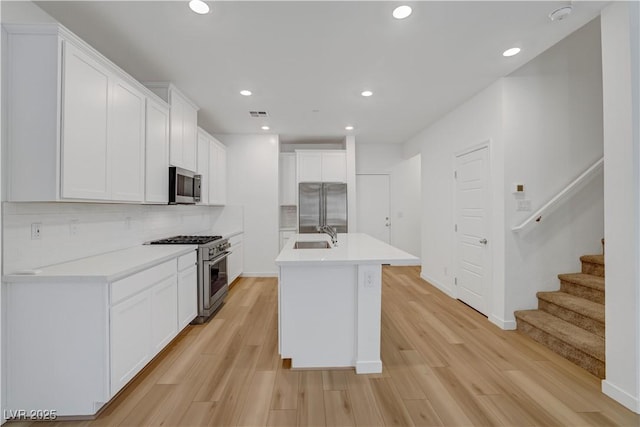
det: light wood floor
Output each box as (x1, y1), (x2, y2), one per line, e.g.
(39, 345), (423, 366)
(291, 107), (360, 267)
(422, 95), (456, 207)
(11, 266), (640, 426)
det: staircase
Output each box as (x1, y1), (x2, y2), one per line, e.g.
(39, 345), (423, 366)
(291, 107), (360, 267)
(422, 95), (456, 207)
(515, 254), (605, 378)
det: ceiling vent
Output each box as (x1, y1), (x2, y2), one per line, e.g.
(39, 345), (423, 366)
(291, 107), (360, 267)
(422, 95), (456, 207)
(249, 111), (268, 118)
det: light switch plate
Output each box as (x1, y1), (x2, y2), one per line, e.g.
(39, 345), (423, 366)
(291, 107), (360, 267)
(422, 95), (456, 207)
(517, 199), (532, 211)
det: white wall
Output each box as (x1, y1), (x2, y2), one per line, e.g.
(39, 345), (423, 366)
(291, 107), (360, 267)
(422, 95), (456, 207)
(402, 18), (605, 330)
(217, 134), (279, 276)
(390, 154), (421, 257)
(355, 143), (421, 256)
(0, 7), (4, 425)
(501, 19), (604, 325)
(404, 80), (505, 316)
(355, 144), (403, 174)
(601, 1), (640, 413)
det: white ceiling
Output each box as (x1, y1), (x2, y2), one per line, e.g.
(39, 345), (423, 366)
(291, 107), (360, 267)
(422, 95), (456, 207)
(34, 1), (605, 144)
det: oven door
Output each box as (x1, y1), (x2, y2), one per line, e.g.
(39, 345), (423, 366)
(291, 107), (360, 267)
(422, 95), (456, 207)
(202, 251), (230, 315)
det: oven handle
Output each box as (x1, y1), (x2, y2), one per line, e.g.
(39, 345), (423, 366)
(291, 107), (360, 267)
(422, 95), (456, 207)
(206, 251), (231, 265)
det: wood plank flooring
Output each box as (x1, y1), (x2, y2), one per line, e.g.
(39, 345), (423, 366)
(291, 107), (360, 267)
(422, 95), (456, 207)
(10, 267), (640, 426)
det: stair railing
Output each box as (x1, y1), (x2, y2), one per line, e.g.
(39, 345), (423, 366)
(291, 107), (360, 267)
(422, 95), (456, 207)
(511, 156), (604, 234)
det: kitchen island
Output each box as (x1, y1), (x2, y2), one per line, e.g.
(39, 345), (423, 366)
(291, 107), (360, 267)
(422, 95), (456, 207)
(275, 233), (419, 373)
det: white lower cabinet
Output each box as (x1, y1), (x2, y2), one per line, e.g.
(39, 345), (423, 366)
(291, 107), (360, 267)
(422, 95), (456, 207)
(110, 289), (153, 394)
(110, 260), (178, 396)
(4, 250), (195, 417)
(150, 276), (179, 352)
(227, 234), (244, 284)
(178, 252), (198, 329)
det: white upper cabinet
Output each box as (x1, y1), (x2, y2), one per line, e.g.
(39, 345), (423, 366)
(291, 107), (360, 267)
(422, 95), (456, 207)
(296, 150), (347, 183)
(279, 153), (297, 205)
(60, 41), (111, 200)
(320, 151), (347, 182)
(110, 79), (145, 202)
(145, 83), (199, 173)
(209, 137), (227, 206)
(297, 151), (323, 182)
(197, 129), (210, 205)
(145, 98), (170, 204)
(197, 129), (226, 206)
(3, 24), (164, 203)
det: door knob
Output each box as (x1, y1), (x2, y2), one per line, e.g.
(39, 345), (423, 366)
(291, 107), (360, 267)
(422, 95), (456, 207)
(479, 238), (488, 244)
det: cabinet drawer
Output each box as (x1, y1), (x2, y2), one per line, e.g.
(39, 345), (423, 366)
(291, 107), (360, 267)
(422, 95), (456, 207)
(111, 260), (175, 305)
(229, 233), (243, 246)
(177, 251), (197, 271)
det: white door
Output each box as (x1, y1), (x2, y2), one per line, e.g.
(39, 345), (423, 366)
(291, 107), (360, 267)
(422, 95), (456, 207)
(455, 146), (490, 315)
(356, 174), (391, 243)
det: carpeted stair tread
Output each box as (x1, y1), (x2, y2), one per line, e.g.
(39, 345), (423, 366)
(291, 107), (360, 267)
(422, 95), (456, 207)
(514, 310), (604, 362)
(580, 255), (604, 265)
(537, 291), (604, 323)
(558, 273), (604, 291)
(580, 255), (605, 277)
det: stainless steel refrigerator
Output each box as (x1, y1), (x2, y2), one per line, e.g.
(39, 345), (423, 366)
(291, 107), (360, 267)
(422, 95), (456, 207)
(298, 183), (348, 233)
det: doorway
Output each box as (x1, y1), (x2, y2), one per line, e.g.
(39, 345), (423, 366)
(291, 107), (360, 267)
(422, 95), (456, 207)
(356, 174), (391, 243)
(454, 145), (490, 315)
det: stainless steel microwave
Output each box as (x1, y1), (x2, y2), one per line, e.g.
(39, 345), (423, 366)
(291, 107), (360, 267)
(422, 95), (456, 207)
(169, 167), (201, 204)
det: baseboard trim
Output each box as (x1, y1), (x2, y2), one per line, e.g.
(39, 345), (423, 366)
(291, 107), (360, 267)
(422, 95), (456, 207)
(355, 360), (382, 374)
(489, 314), (517, 330)
(419, 272), (454, 298)
(602, 380), (640, 413)
(240, 272), (278, 278)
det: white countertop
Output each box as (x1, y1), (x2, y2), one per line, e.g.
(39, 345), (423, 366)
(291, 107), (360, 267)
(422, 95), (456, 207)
(4, 245), (198, 283)
(275, 233), (419, 266)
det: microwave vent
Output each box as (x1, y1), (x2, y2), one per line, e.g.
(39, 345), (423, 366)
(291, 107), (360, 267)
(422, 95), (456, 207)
(249, 111), (268, 118)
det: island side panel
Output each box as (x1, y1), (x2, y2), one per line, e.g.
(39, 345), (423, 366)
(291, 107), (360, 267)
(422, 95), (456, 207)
(356, 264), (383, 373)
(279, 265), (357, 368)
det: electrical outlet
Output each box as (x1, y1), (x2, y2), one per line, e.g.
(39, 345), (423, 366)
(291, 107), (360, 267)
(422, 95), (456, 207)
(69, 219), (79, 236)
(364, 271), (374, 288)
(31, 223), (42, 240)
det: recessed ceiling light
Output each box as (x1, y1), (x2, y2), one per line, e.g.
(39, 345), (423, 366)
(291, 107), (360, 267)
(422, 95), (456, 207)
(188, 0), (210, 15)
(502, 47), (521, 57)
(261, 125), (270, 131)
(392, 5), (412, 20)
(361, 90), (373, 97)
(240, 90), (252, 96)
(345, 126), (354, 131)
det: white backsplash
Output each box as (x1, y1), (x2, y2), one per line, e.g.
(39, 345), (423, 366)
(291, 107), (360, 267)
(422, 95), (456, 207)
(2, 202), (244, 273)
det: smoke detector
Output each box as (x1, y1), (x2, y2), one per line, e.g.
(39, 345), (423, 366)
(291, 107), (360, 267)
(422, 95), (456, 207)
(549, 5), (573, 21)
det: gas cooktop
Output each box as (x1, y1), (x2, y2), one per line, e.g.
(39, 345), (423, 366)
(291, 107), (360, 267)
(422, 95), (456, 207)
(148, 235), (222, 245)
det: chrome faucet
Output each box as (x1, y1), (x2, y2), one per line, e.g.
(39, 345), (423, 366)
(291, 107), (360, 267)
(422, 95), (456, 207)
(317, 225), (338, 246)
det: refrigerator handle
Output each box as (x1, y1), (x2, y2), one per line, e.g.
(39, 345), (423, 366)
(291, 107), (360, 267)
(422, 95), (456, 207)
(320, 184), (326, 228)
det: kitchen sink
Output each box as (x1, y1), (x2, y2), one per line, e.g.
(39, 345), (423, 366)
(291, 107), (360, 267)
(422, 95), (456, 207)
(293, 241), (332, 249)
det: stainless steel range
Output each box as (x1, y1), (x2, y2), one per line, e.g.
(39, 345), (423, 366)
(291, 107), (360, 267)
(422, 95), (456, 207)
(149, 235), (231, 323)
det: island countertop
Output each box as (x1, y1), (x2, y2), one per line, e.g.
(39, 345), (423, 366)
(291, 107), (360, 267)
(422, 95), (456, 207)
(275, 233), (419, 266)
